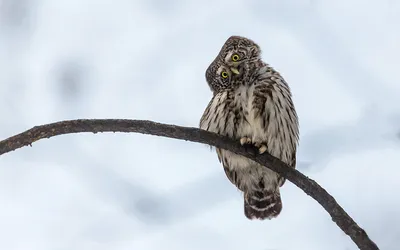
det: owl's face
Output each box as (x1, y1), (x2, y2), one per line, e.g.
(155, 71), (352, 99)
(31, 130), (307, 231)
(205, 36), (261, 93)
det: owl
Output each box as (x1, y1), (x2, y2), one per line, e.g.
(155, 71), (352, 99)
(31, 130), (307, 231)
(199, 36), (299, 220)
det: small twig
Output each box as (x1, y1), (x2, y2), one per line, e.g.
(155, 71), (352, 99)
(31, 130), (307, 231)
(0, 119), (379, 250)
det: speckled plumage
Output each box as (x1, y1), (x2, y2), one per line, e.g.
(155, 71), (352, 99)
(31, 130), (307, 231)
(200, 36), (299, 220)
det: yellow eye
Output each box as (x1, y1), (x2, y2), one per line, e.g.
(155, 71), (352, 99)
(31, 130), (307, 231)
(232, 54), (240, 61)
(221, 71), (228, 78)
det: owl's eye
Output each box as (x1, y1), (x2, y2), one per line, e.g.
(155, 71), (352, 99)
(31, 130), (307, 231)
(221, 71), (229, 78)
(231, 54), (240, 62)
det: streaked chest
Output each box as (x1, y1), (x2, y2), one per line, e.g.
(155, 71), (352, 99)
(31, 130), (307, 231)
(233, 85), (262, 138)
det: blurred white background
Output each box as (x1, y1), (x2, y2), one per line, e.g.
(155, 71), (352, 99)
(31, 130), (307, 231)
(1, 0), (399, 249)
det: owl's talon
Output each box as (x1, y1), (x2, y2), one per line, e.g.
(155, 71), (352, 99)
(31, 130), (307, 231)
(240, 137), (252, 145)
(254, 142), (267, 154)
(258, 145), (267, 154)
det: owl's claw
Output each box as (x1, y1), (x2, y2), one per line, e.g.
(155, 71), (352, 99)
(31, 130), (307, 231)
(258, 145), (267, 154)
(254, 142), (267, 154)
(240, 137), (252, 145)
(241, 138), (267, 154)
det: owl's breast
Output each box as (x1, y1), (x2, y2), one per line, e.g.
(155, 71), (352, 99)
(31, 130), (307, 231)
(234, 84), (284, 143)
(233, 85), (257, 138)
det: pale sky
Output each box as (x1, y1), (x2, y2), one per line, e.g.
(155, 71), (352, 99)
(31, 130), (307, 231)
(0, 1), (399, 249)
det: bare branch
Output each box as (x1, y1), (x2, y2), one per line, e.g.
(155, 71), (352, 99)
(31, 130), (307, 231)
(0, 119), (379, 250)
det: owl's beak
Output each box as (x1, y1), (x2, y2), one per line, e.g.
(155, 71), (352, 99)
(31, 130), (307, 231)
(230, 67), (240, 75)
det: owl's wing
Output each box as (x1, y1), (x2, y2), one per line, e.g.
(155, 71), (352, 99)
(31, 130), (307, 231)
(199, 94), (215, 131)
(199, 91), (234, 137)
(252, 76), (299, 187)
(199, 92), (245, 191)
(216, 148), (245, 192)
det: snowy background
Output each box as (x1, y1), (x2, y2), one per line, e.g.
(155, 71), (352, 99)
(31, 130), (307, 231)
(1, 0), (400, 249)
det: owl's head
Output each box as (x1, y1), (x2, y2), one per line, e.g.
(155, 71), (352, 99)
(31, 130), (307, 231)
(218, 35), (261, 66)
(205, 35), (261, 93)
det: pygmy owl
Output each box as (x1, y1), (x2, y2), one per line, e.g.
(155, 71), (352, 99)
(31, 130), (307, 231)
(199, 36), (299, 220)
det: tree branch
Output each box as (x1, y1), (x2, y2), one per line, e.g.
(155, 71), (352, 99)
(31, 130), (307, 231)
(0, 119), (379, 250)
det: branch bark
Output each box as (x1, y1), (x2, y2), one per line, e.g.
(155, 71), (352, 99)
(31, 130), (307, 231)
(0, 119), (379, 250)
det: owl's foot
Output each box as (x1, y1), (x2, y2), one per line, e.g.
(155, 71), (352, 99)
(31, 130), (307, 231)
(240, 137), (252, 145)
(254, 142), (267, 154)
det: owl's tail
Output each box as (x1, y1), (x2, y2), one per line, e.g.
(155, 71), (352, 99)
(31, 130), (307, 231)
(244, 188), (282, 220)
